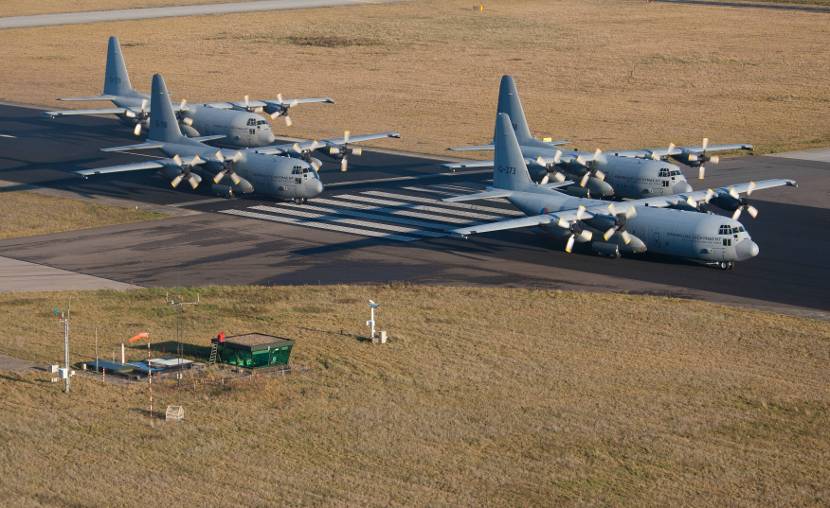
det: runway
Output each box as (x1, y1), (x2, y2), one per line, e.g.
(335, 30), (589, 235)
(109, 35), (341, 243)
(0, 103), (827, 316)
(0, 0), (397, 30)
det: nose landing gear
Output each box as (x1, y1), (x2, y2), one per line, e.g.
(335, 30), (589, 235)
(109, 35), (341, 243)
(716, 261), (735, 270)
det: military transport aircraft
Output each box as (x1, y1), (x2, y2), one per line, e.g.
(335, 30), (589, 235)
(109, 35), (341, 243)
(46, 36), (333, 147)
(76, 74), (399, 201)
(445, 76), (753, 200)
(445, 113), (796, 269)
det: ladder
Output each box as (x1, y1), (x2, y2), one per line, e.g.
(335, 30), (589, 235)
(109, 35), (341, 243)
(208, 342), (218, 365)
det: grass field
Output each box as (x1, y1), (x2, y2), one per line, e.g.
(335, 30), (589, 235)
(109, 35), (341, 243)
(0, 285), (827, 505)
(0, 190), (164, 240)
(0, 0), (828, 156)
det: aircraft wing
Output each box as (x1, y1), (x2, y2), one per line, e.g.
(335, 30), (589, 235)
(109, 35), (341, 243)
(262, 97), (335, 105)
(628, 178), (798, 208)
(45, 107), (129, 118)
(316, 131), (401, 147)
(615, 143), (753, 159)
(76, 160), (166, 177)
(443, 189), (514, 203)
(58, 95), (119, 101)
(101, 141), (165, 153)
(205, 97), (335, 110)
(255, 131), (401, 156)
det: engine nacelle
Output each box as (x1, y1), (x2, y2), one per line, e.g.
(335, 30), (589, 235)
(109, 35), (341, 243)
(583, 214), (618, 233)
(586, 177), (614, 197)
(234, 176), (255, 194)
(563, 185), (591, 198)
(212, 184), (234, 198)
(160, 164), (183, 180)
(180, 124), (201, 138)
(708, 193), (741, 211)
(591, 241), (620, 258)
(616, 233), (647, 254)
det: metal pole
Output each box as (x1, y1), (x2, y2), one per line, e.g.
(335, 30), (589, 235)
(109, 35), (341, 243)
(63, 315), (70, 394)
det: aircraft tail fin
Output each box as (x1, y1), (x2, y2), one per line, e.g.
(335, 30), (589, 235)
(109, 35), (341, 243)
(148, 74), (185, 143)
(493, 112), (534, 191)
(103, 36), (134, 97)
(494, 75), (533, 145)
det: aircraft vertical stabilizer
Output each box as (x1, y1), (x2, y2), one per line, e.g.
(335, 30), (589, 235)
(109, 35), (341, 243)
(148, 74), (185, 143)
(495, 75), (533, 145)
(493, 112), (534, 191)
(103, 36), (134, 97)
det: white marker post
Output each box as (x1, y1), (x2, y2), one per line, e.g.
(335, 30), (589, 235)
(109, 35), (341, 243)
(367, 300), (379, 340)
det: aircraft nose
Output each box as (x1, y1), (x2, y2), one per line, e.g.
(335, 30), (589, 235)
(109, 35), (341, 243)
(735, 238), (759, 260)
(673, 181), (693, 193)
(309, 179), (323, 197)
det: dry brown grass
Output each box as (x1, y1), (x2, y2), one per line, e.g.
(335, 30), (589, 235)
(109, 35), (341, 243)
(0, 190), (164, 239)
(0, 285), (828, 505)
(0, 0), (828, 155)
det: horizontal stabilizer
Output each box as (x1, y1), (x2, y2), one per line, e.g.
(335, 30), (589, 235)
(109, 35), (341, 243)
(442, 160), (494, 171)
(100, 141), (165, 153)
(44, 107), (128, 118)
(449, 144), (495, 152)
(190, 134), (226, 143)
(442, 189), (513, 203)
(59, 95), (119, 102)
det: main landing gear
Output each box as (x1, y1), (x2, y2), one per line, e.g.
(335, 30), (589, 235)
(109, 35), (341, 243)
(292, 197), (309, 204)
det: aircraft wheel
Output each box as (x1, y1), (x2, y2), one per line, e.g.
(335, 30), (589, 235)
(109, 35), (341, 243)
(717, 261), (730, 270)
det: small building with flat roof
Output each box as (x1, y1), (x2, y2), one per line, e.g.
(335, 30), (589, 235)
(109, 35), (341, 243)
(212, 333), (294, 369)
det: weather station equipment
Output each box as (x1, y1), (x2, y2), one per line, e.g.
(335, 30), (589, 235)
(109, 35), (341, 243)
(367, 300), (387, 344)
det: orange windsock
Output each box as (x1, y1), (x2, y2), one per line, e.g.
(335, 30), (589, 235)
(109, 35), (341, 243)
(128, 332), (150, 343)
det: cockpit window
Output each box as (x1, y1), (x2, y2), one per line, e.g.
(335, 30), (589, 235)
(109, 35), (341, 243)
(659, 168), (670, 178)
(670, 170), (681, 176)
(246, 118), (256, 126)
(718, 225), (731, 235)
(257, 120), (267, 125)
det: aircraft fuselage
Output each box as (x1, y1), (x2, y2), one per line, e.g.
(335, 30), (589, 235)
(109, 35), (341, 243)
(507, 188), (758, 264)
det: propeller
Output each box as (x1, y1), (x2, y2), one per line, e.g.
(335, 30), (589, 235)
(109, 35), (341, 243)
(130, 99), (149, 136)
(266, 94), (299, 126)
(169, 154), (205, 189)
(327, 131), (364, 172)
(534, 156), (566, 183)
(729, 182), (758, 220)
(601, 203), (637, 242)
(211, 150), (244, 184)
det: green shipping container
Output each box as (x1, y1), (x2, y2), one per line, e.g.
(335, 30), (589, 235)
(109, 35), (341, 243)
(214, 333), (294, 369)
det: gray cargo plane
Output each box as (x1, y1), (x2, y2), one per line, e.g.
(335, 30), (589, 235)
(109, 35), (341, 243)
(446, 76), (753, 199)
(445, 113), (796, 269)
(46, 36), (333, 147)
(76, 74), (398, 201)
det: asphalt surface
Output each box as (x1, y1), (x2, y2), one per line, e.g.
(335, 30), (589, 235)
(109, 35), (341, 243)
(0, 0), (397, 29)
(0, 104), (828, 316)
(656, 0), (830, 13)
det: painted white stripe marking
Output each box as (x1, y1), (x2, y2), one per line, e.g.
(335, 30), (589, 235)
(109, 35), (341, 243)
(0, 134), (16, 138)
(272, 202), (451, 233)
(324, 168), (492, 188)
(313, 197), (473, 225)
(363, 190), (523, 216)
(335, 194), (500, 220)
(220, 209), (418, 242)
(250, 204), (445, 238)
(248, 205), (432, 236)
(401, 186), (458, 196)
